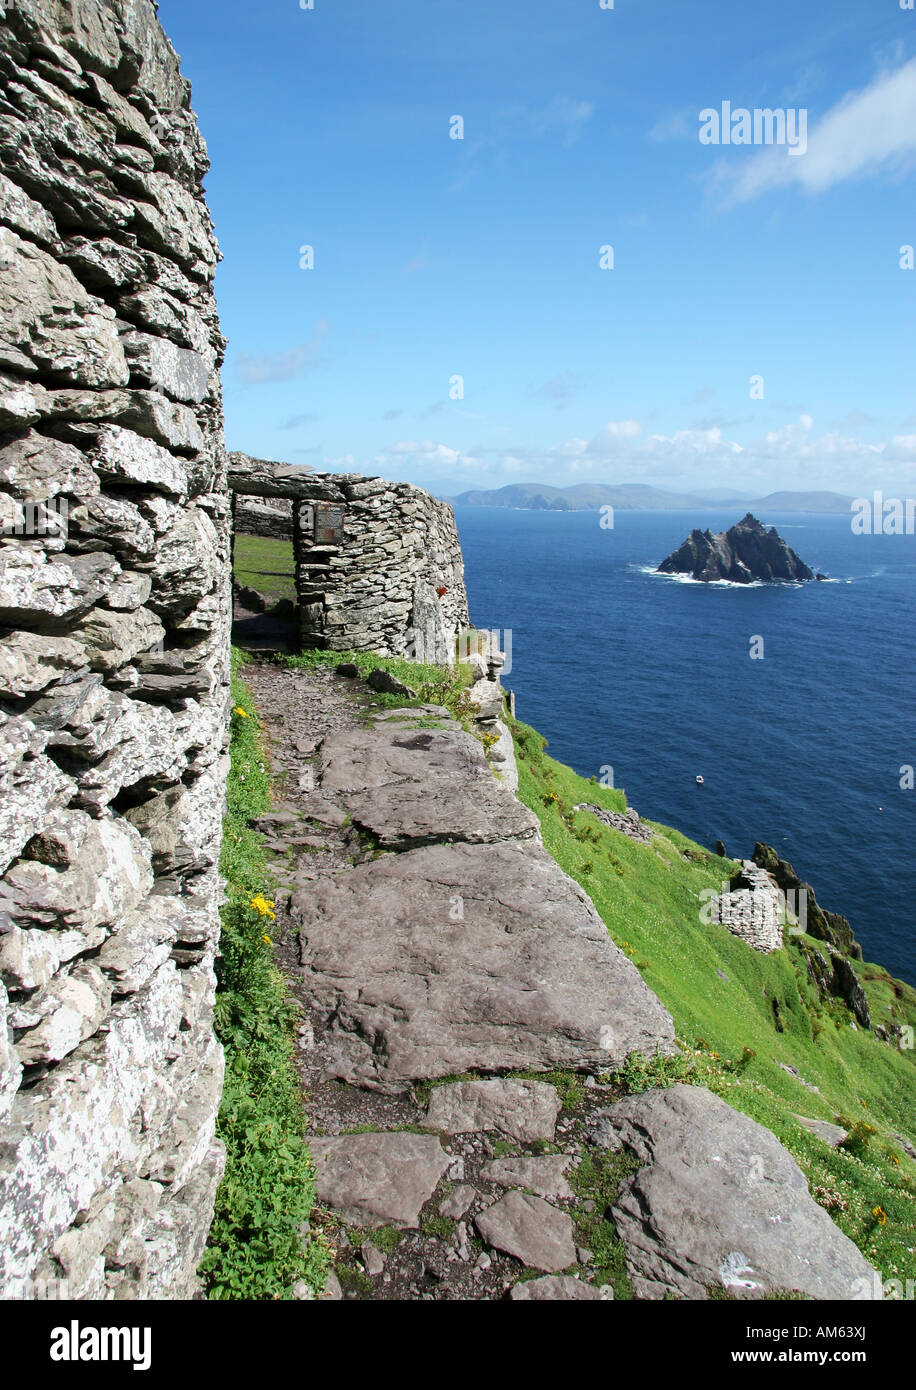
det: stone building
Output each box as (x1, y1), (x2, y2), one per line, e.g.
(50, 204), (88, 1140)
(0, 0), (230, 1298)
(229, 454), (469, 662)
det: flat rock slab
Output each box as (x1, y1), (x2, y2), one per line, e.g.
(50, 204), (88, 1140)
(792, 1114), (848, 1147)
(317, 721), (539, 847)
(510, 1275), (610, 1301)
(308, 1131), (449, 1229)
(292, 840), (674, 1091)
(475, 1191), (576, 1272)
(480, 1154), (573, 1199)
(427, 1080), (562, 1144)
(607, 1085), (879, 1301)
(439, 1184), (476, 1220)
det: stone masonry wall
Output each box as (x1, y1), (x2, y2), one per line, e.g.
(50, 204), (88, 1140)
(228, 454), (469, 662)
(0, 0), (231, 1298)
(234, 494), (292, 541)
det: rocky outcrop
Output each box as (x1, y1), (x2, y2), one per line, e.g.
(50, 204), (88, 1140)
(752, 842), (862, 958)
(604, 1086), (878, 1300)
(0, 0), (230, 1299)
(658, 513), (814, 583)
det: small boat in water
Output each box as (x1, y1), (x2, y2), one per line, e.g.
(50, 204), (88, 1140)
(695, 775), (704, 785)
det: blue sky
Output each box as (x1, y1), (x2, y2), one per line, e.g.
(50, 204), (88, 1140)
(158, 0), (915, 496)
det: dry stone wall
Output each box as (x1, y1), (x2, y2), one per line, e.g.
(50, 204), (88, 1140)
(229, 453), (469, 661)
(0, 0), (230, 1299)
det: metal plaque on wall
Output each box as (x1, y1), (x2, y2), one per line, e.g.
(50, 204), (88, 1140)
(314, 503), (345, 544)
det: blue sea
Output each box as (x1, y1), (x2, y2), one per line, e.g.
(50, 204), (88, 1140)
(454, 506), (916, 986)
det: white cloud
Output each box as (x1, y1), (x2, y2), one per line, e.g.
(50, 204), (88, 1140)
(235, 320), (329, 384)
(711, 58), (916, 205)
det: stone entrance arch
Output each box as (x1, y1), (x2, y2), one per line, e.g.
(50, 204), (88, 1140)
(228, 453), (469, 659)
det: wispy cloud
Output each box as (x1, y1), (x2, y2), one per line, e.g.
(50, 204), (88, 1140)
(712, 58), (916, 205)
(235, 319), (329, 384)
(529, 371), (581, 409)
(451, 96), (595, 190)
(279, 412), (319, 430)
(374, 416), (914, 494)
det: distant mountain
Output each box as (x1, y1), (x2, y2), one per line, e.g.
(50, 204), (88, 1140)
(451, 482), (709, 511)
(749, 491), (854, 515)
(414, 477), (475, 500)
(450, 482), (855, 515)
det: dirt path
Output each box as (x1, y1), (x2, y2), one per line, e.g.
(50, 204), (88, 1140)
(240, 658), (633, 1301)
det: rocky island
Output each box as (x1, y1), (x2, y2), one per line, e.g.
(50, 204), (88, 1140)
(658, 513), (815, 583)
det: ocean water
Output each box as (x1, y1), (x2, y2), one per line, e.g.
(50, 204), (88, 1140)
(454, 506), (916, 986)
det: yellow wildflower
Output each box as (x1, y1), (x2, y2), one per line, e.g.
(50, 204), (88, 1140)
(873, 1206), (888, 1226)
(233, 706), (250, 718)
(261, 934), (272, 945)
(250, 894), (276, 920)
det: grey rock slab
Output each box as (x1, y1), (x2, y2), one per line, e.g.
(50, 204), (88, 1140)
(308, 1132), (449, 1229)
(509, 1274), (610, 1301)
(367, 667), (417, 698)
(0, 978), (22, 1124)
(360, 1242), (386, 1277)
(0, 429), (98, 503)
(607, 1085), (879, 1300)
(792, 1114), (848, 1147)
(439, 1184), (476, 1220)
(479, 1154), (573, 1199)
(0, 631), (87, 698)
(428, 1080), (561, 1144)
(92, 424), (187, 495)
(293, 839), (673, 1091)
(318, 722), (539, 847)
(0, 713), (74, 880)
(475, 1191), (576, 1272)
(79, 606), (165, 672)
(13, 961), (111, 1066)
(0, 226), (128, 388)
(0, 548), (120, 625)
(121, 331), (209, 404)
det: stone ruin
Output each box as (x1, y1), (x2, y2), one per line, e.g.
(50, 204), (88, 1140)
(229, 452), (469, 662)
(0, 0), (230, 1299)
(0, 0), (474, 1300)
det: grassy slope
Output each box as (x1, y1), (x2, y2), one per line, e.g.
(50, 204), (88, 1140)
(233, 535), (296, 601)
(220, 621), (916, 1288)
(199, 651), (327, 1299)
(510, 715), (916, 1288)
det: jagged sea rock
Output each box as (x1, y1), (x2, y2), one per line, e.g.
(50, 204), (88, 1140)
(658, 513), (814, 584)
(752, 842), (862, 959)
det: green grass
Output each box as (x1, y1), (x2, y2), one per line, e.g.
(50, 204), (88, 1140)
(233, 535), (296, 601)
(509, 713), (916, 1289)
(199, 649), (328, 1299)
